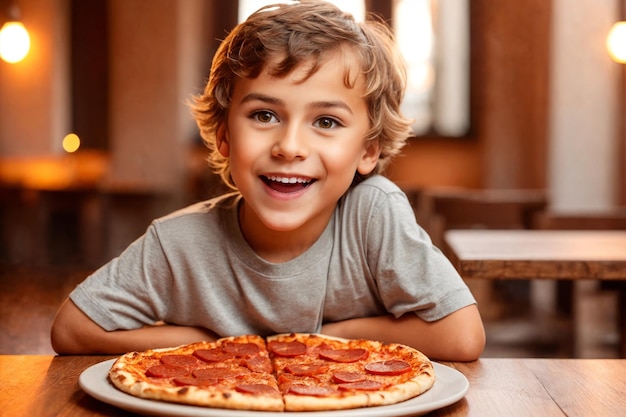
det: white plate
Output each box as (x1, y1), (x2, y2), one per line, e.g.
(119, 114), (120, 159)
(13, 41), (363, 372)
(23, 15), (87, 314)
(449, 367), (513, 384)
(79, 359), (468, 417)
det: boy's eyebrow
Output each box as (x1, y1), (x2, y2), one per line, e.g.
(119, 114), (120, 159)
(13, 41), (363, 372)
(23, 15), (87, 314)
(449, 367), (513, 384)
(240, 93), (354, 115)
(240, 93), (281, 106)
(310, 100), (354, 115)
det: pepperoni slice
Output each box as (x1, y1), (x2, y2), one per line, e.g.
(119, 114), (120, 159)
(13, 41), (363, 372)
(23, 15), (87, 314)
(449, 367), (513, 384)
(193, 367), (246, 380)
(245, 356), (272, 373)
(284, 363), (329, 376)
(172, 376), (219, 387)
(236, 383), (281, 396)
(223, 342), (260, 357)
(268, 341), (307, 357)
(288, 384), (337, 397)
(145, 364), (189, 378)
(160, 354), (200, 368)
(319, 348), (368, 363)
(365, 360), (412, 376)
(338, 380), (384, 391)
(332, 371), (366, 383)
(194, 348), (233, 363)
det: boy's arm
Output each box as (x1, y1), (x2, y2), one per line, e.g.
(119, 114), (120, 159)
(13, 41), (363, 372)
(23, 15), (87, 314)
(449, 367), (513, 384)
(50, 299), (218, 354)
(320, 305), (485, 362)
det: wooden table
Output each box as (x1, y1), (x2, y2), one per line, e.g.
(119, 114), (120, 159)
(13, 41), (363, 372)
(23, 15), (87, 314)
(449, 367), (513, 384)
(444, 230), (626, 356)
(444, 230), (626, 280)
(1, 355), (625, 416)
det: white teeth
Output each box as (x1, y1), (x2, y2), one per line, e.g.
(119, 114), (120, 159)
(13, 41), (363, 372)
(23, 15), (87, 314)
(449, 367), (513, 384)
(267, 176), (310, 184)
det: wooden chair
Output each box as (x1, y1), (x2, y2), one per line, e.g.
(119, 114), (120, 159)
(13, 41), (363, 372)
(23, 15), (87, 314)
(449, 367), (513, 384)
(417, 187), (547, 250)
(533, 210), (626, 231)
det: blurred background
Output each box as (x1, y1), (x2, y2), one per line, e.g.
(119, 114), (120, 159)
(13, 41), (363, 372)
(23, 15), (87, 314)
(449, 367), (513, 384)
(0, 0), (624, 357)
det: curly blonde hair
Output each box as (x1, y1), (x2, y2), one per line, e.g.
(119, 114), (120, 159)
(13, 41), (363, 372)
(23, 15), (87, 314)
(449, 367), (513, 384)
(191, 0), (412, 190)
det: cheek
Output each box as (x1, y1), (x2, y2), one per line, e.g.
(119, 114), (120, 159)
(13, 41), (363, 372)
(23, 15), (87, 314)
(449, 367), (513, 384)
(319, 143), (366, 176)
(228, 146), (253, 175)
(227, 137), (266, 181)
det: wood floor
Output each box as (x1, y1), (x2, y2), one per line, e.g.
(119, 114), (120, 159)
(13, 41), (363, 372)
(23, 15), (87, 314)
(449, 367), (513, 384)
(0, 264), (621, 357)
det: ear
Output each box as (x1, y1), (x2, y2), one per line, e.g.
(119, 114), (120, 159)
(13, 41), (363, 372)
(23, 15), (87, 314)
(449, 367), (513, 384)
(216, 124), (230, 157)
(356, 139), (381, 175)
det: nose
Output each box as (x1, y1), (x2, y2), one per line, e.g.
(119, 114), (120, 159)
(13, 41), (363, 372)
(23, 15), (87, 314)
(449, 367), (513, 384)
(271, 124), (309, 161)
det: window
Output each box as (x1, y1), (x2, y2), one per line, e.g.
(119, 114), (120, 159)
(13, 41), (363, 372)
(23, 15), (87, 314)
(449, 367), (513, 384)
(394, 0), (470, 136)
(238, 0), (470, 137)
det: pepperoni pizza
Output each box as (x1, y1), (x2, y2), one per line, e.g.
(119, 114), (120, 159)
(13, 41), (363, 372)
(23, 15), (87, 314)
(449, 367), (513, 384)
(108, 333), (435, 412)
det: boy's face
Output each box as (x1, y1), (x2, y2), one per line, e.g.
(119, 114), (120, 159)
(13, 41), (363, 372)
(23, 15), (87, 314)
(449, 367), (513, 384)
(221, 49), (379, 241)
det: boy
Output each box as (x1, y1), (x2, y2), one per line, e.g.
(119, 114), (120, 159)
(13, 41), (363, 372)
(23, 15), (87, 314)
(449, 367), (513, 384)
(51, 0), (485, 361)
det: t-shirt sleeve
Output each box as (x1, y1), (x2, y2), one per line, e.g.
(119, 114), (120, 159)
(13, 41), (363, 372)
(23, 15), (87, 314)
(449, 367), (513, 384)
(69, 223), (173, 331)
(364, 187), (476, 322)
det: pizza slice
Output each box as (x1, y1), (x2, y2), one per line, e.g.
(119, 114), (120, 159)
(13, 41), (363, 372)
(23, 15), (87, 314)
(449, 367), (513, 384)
(267, 333), (435, 411)
(108, 334), (284, 411)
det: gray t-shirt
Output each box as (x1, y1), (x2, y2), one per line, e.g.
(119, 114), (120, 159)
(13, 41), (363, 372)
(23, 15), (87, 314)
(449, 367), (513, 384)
(70, 175), (475, 337)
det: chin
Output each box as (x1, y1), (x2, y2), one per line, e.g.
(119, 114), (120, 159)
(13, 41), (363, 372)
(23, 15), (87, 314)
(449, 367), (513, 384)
(261, 218), (307, 233)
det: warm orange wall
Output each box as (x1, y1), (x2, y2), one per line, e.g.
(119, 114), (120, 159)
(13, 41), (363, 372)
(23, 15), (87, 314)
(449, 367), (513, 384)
(387, 139), (482, 188)
(0, 0), (70, 157)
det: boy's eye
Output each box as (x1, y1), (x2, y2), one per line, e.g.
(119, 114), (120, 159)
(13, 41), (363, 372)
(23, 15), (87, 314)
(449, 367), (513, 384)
(252, 111), (277, 124)
(315, 117), (340, 129)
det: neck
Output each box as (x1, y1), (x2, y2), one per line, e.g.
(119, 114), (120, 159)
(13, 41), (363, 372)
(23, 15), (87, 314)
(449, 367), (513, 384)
(238, 202), (331, 263)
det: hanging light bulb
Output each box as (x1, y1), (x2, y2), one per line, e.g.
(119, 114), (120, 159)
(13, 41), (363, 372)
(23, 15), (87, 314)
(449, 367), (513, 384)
(0, 4), (30, 64)
(607, 21), (626, 64)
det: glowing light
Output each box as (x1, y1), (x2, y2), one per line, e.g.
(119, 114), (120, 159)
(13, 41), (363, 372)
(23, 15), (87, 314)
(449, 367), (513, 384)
(62, 133), (81, 153)
(0, 21), (30, 64)
(607, 21), (626, 63)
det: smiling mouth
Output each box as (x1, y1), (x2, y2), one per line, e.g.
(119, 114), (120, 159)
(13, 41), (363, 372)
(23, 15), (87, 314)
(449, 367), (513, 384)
(261, 175), (316, 193)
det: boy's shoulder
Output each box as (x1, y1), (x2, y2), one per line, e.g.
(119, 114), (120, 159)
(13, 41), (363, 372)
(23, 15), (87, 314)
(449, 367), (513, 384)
(339, 176), (409, 216)
(348, 175), (404, 198)
(154, 192), (240, 225)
